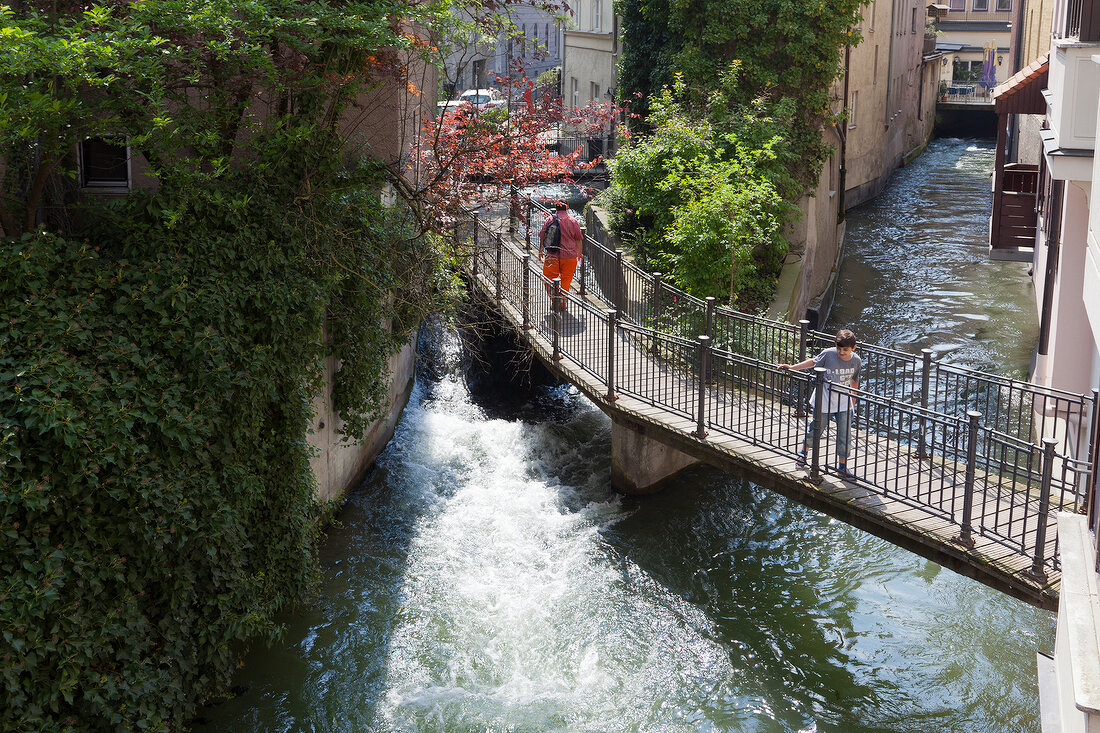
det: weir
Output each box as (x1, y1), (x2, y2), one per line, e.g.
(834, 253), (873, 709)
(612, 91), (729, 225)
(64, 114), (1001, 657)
(461, 198), (1097, 610)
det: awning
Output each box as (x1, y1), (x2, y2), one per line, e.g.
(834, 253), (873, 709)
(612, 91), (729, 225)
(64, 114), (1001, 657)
(992, 53), (1048, 114)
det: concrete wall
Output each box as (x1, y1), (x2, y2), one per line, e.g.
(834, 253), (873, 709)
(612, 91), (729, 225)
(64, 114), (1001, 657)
(844, 0), (939, 210)
(562, 32), (617, 107)
(308, 331), (418, 503)
(1019, 0), (1056, 68)
(782, 128), (846, 325)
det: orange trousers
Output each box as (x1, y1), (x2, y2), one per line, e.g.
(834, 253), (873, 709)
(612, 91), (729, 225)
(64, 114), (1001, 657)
(542, 256), (578, 309)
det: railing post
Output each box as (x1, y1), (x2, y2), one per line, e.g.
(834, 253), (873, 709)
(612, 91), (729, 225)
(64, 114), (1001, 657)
(651, 272), (663, 324)
(1025, 437), (1059, 582)
(495, 233), (503, 300)
(508, 184), (517, 237)
(1091, 388), (1100, 573)
(705, 297), (716, 339)
(796, 319), (810, 417)
(650, 272), (663, 356)
(579, 246), (587, 298)
(810, 367), (826, 484)
(957, 410), (982, 548)
(524, 198), (532, 252)
(615, 249), (625, 318)
(522, 253), (532, 330)
(694, 335), (711, 439)
(605, 309), (618, 401)
(552, 277), (563, 361)
(471, 213), (480, 281)
(917, 348), (934, 458)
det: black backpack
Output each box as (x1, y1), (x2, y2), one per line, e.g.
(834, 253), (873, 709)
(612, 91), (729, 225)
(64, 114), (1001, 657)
(541, 214), (562, 254)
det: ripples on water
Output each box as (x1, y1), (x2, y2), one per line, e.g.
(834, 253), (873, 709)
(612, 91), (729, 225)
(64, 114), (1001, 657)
(828, 139), (1037, 377)
(201, 139), (1053, 732)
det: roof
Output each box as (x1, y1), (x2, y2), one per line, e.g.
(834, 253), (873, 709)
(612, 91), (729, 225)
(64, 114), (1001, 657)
(992, 53), (1049, 114)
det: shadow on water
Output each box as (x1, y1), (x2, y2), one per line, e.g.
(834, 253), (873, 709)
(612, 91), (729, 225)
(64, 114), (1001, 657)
(827, 137), (1037, 377)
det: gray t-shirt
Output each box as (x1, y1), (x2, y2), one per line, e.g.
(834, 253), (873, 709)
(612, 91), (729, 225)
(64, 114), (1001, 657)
(811, 348), (862, 413)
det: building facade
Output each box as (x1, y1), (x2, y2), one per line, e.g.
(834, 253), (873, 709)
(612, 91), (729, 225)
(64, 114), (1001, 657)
(785, 0), (940, 323)
(841, 0), (942, 208)
(561, 0), (618, 109)
(937, 0), (1014, 93)
(986, 5), (1100, 726)
(440, 6), (564, 102)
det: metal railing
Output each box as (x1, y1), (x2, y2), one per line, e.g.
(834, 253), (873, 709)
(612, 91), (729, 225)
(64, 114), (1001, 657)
(472, 202), (1099, 577)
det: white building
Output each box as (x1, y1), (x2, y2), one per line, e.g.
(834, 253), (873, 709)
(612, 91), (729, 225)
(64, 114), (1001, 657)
(439, 4), (564, 101)
(561, 0), (618, 109)
(989, 1), (1100, 730)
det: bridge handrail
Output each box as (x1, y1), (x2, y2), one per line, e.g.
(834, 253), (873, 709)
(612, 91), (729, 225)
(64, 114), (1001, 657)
(518, 195), (1096, 464)
(470, 206), (1095, 577)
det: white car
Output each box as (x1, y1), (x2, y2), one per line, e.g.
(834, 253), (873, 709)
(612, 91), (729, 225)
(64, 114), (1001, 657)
(456, 88), (507, 111)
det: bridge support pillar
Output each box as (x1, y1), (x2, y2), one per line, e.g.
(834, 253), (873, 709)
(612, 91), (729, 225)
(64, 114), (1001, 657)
(610, 417), (700, 495)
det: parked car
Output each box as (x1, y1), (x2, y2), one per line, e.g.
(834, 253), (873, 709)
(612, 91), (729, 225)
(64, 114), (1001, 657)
(457, 88), (507, 111)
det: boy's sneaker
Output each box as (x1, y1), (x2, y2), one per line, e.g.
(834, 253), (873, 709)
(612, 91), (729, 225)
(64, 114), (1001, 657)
(835, 463), (854, 478)
(795, 451), (806, 468)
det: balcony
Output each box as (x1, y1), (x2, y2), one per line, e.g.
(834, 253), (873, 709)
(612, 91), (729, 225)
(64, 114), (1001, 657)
(989, 164), (1039, 258)
(1061, 0), (1100, 42)
(1043, 38), (1100, 180)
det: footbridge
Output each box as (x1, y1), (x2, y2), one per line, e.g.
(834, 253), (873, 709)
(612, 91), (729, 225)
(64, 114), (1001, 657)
(461, 199), (1098, 609)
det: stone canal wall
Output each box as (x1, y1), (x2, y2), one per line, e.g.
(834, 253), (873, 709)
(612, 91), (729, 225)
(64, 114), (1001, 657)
(307, 330), (418, 504)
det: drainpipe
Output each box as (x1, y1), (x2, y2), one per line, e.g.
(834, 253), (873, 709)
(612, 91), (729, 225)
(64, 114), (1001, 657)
(1037, 179), (1064, 357)
(837, 41), (850, 221)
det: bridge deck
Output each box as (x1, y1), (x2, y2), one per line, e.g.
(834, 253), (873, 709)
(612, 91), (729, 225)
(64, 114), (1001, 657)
(469, 238), (1064, 608)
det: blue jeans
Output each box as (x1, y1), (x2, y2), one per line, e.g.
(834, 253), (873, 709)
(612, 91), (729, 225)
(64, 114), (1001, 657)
(802, 410), (852, 461)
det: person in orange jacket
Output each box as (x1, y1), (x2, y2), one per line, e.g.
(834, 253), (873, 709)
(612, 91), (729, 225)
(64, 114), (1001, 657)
(537, 202), (584, 311)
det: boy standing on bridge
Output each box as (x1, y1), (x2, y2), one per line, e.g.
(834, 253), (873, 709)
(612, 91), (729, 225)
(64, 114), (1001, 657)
(778, 329), (862, 478)
(538, 202), (584, 311)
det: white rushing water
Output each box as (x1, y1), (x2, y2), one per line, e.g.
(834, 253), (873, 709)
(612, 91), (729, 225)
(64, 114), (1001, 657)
(374, 330), (736, 731)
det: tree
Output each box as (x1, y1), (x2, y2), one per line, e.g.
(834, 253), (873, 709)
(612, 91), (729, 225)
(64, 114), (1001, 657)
(605, 73), (797, 310)
(0, 2), (453, 728)
(610, 0), (865, 307)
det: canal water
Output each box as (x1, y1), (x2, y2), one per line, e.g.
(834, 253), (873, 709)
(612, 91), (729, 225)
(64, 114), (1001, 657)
(200, 139), (1054, 732)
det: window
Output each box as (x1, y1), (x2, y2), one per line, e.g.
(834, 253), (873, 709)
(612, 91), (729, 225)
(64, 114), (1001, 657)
(594, 0), (602, 31)
(80, 138), (129, 189)
(545, 23), (550, 53)
(972, 0), (989, 11)
(591, 82), (601, 102)
(849, 90), (858, 128)
(912, 7), (918, 33)
(949, 0), (965, 9)
(995, 0), (1011, 10)
(952, 59), (982, 81)
(571, 77), (579, 108)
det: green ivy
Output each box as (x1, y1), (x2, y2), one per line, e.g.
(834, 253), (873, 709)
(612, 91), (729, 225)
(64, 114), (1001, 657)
(2, 169), (453, 729)
(618, 0), (865, 177)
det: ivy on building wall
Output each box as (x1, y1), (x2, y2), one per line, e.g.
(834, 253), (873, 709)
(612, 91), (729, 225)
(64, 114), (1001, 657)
(1, 2), (458, 729)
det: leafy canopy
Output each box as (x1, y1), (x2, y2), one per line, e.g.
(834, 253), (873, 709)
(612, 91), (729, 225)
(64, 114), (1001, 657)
(1, 1), (461, 729)
(606, 70), (799, 310)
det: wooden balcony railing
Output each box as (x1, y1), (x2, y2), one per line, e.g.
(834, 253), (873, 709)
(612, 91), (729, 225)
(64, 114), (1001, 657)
(990, 163), (1039, 251)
